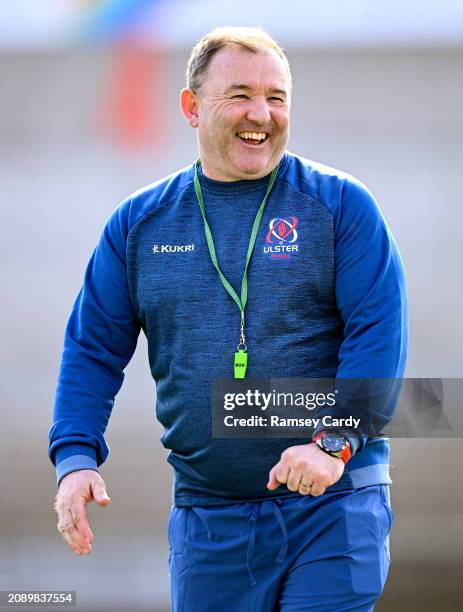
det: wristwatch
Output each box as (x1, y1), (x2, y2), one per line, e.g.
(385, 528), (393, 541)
(312, 431), (352, 464)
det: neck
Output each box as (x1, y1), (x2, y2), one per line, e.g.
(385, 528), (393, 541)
(199, 158), (280, 183)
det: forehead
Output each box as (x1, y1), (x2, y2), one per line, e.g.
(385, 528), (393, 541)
(203, 44), (290, 93)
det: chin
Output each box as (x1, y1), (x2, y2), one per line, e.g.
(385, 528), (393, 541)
(234, 160), (271, 179)
(231, 149), (283, 180)
(239, 166), (266, 177)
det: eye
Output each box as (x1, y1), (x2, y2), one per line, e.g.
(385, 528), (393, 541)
(269, 96), (285, 103)
(231, 94), (249, 100)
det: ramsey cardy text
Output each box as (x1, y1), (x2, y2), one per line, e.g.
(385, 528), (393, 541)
(223, 415), (361, 429)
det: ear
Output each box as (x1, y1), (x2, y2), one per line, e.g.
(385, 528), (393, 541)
(180, 88), (200, 128)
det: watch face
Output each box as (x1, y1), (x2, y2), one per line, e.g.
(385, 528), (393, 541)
(322, 432), (346, 452)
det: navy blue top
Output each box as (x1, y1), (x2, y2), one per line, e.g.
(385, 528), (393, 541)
(49, 152), (408, 506)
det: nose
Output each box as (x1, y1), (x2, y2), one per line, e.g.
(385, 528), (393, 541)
(246, 96), (271, 125)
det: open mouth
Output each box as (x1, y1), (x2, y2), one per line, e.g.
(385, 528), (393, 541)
(236, 131), (269, 145)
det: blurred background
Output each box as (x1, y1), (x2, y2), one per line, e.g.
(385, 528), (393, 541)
(1, 1), (462, 610)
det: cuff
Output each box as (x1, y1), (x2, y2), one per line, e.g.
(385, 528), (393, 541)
(55, 443), (99, 488)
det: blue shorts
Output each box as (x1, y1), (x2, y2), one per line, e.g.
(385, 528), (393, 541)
(168, 485), (394, 612)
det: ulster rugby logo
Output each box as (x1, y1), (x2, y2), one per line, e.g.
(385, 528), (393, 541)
(266, 217), (299, 244)
(264, 216), (299, 259)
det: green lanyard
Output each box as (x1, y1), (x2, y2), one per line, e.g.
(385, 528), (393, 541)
(193, 160), (279, 378)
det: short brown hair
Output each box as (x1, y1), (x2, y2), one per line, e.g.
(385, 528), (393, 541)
(186, 26), (292, 92)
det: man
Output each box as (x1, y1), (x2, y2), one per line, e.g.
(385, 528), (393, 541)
(50, 26), (407, 611)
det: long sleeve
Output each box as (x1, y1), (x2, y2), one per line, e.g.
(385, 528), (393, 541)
(315, 178), (408, 454)
(48, 200), (141, 484)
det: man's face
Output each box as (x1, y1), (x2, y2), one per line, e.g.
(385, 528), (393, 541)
(192, 45), (290, 181)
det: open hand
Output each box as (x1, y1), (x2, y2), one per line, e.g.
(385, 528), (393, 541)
(54, 470), (110, 555)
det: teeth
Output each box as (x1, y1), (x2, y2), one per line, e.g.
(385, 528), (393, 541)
(238, 132), (267, 141)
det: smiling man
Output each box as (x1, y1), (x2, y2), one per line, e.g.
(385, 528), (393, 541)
(50, 26), (407, 612)
(181, 40), (291, 180)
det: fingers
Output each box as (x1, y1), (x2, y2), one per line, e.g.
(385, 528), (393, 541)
(298, 480), (314, 496)
(267, 463), (290, 490)
(307, 482), (326, 497)
(286, 468), (303, 492)
(274, 464), (290, 487)
(296, 477), (325, 496)
(267, 458), (300, 492)
(69, 499), (94, 544)
(91, 480), (110, 506)
(56, 506), (91, 555)
(54, 471), (110, 556)
(268, 444), (345, 498)
(266, 466), (281, 490)
(269, 464), (310, 494)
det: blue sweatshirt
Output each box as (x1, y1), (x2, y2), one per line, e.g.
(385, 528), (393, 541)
(49, 151), (408, 506)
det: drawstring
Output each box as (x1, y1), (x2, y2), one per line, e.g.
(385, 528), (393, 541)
(246, 503), (258, 586)
(191, 507), (213, 540)
(272, 499), (288, 563)
(191, 500), (289, 587)
(246, 499), (289, 586)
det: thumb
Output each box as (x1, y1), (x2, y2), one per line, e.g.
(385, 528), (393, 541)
(267, 466), (281, 491)
(91, 481), (111, 506)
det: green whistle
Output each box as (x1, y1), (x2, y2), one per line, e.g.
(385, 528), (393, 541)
(234, 351), (248, 379)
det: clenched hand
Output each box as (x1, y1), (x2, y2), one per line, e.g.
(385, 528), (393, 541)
(267, 443), (345, 496)
(54, 470), (110, 555)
